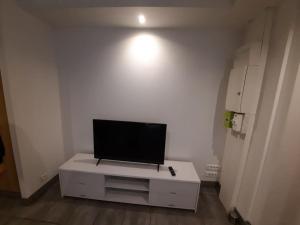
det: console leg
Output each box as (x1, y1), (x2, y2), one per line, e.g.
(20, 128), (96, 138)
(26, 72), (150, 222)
(96, 159), (101, 166)
(157, 164), (160, 172)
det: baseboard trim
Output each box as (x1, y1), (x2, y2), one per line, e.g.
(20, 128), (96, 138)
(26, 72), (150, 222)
(22, 175), (58, 205)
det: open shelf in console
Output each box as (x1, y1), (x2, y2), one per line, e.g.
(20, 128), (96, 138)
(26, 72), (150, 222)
(105, 188), (149, 205)
(105, 175), (149, 192)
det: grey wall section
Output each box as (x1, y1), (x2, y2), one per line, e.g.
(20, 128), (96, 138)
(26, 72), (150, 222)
(0, 0), (65, 198)
(54, 28), (240, 179)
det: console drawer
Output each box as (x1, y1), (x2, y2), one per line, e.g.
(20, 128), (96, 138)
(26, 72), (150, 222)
(62, 183), (104, 200)
(59, 170), (105, 200)
(149, 192), (196, 210)
(150, 180), (199, 196)
(60, 170), (104, 186)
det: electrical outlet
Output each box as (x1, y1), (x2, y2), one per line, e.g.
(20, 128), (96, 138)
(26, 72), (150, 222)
(205, 171), (219, 179)
(206, 164), (221, 171)
(40, 173), (48, 182)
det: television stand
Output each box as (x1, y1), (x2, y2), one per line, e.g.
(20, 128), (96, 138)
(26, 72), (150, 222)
(157, 164), (160, 172)
(59, 153), (200, 211)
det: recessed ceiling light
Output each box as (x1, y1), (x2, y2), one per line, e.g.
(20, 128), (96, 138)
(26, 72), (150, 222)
(138, 14), (146, 25)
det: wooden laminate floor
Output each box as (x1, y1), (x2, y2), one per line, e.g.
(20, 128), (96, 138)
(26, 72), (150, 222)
(0, 182), (231, 225)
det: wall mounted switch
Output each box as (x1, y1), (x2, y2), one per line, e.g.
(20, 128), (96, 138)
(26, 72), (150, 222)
(232, 113), (244, 132)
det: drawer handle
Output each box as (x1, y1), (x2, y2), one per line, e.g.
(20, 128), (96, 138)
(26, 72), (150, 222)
(170, 192), (177, 195)
(168, 204), (175, 207)
(79, 194), (86, 197)
(79, 182), (86, 185)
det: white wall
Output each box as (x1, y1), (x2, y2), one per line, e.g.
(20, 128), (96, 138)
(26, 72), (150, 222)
(54, 28), (240, 179)
(220, 11), (271, 211)
(0, 0), (65, 198)
(220, 1), (300, 224)
(236, 0), (299, 220)
(247, 1), (300, 224)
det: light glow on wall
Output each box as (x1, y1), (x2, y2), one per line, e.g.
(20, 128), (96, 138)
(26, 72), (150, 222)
(127, 33), (160, 65)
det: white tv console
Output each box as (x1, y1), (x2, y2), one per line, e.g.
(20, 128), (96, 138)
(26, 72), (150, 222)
(59, 153), (201, 211)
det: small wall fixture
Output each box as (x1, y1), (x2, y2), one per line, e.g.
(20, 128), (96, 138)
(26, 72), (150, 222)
(138, 14), (146, 25)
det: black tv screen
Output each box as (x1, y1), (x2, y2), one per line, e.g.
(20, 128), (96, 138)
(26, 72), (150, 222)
(93, 119), (167, 165)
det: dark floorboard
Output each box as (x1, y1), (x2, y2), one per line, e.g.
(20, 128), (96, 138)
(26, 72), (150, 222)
(0, 182), (230, 225)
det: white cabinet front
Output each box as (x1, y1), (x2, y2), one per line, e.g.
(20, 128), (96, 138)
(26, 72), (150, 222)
(240, 66), (261, 113)
(150, 193), (196, 209)
(60, 170), (105, 200)
(226, 66), (247, 112)
(226, 65), (261, 114)
(149, 180), (199, 210)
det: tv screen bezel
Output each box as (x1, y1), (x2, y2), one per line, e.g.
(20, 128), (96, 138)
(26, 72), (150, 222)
(93, 119), (167, 165)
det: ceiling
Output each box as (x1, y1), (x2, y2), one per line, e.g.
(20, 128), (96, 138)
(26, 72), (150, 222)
(17, 0), (282, 29)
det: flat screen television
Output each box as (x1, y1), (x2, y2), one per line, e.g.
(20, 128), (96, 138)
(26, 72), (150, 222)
(93, 119), (167, 167)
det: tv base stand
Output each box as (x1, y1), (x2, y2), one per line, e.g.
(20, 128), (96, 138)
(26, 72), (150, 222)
(96, 159), (101, 166)
(59, 153), (200, 211)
